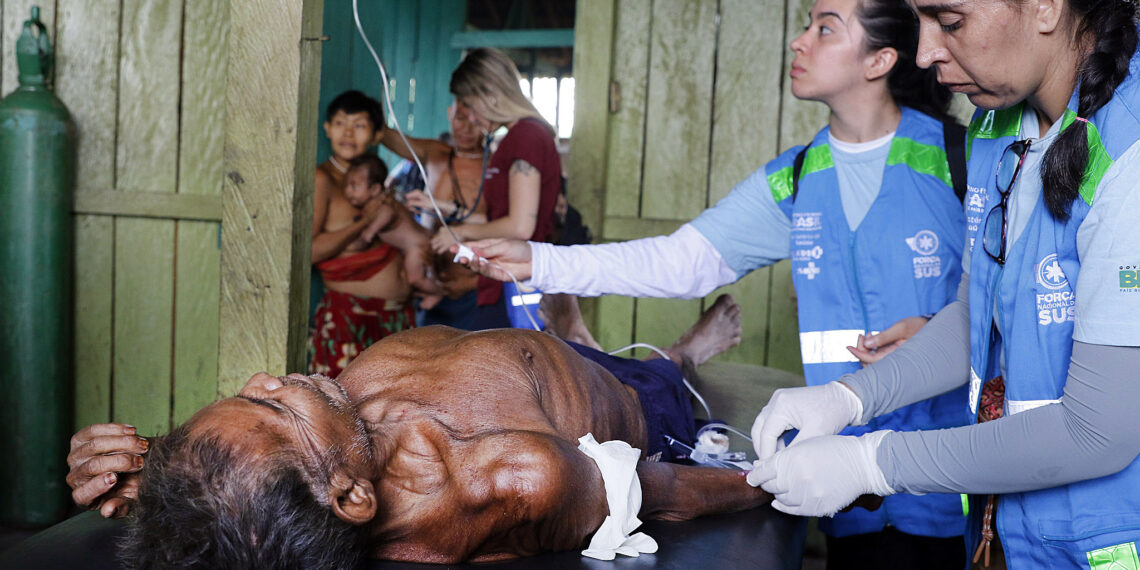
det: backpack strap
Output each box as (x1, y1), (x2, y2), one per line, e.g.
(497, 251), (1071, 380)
(791, 145), (809, 203)
(943, 121), (968, 204)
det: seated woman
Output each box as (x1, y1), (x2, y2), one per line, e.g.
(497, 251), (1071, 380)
(64, 297), (788, 568)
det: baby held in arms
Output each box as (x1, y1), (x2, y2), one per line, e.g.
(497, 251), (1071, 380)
(342, 154), (443, 308)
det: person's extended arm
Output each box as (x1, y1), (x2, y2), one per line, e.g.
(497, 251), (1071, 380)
(378, 127), (450, 163)
(446, 158), (542, 244)
(882, 342), (1140, 494)
(843, 272), (972, 422)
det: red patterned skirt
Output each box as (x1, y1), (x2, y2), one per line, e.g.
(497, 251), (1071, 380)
(308, 290), (415, 378)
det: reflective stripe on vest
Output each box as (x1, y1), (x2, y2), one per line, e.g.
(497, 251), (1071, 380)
(798, 329), (874, 364)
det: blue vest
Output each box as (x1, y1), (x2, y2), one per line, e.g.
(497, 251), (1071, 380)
(964, 56), (1140, 568)
(768, 108), (969, 538)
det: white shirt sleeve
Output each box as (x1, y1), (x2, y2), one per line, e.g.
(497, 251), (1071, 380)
(526, 224), (738, 299)
(1074, 140), (1140, 346)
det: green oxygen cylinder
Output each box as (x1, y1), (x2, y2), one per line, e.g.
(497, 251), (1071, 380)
(0, 6), (77, 527)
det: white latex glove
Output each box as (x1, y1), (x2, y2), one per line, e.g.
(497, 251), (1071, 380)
(746, 431), (895, 517)
(750, 381), (864, 461)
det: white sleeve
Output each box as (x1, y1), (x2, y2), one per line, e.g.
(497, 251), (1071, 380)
(1074, 140), (1140, 346)
(526, 224), (738, 299)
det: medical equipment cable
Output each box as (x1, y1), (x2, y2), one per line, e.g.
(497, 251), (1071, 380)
(352, 0), (542, 331)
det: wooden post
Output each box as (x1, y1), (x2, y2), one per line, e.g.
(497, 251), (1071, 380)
(219, 0), (324, 395)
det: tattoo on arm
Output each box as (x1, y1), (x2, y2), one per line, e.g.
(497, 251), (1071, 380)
(510, 159), (537, 176)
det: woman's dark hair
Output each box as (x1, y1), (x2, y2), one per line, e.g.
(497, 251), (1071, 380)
(1040, 0), (1137, 220)
(857, 0), (956, 124)
(119, 425), (367, 570)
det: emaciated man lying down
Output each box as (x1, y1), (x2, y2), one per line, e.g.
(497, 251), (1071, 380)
(66, 295), (772, 568)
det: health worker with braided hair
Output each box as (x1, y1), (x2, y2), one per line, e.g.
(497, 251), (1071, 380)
(746, 0), (1140, 568)
(462, 0), (971, 566)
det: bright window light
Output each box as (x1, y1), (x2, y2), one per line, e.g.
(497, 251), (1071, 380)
(558, 78), (575, 139)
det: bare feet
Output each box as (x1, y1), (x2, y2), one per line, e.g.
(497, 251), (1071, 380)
(664, 294), (742, 367)
(539, 293), (603, 351)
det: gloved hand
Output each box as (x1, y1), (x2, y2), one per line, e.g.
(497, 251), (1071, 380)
(746, 431), (895, 517)
(750, 381), (864, 461)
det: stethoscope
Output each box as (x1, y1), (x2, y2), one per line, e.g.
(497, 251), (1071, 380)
(445, 131), (494, 224)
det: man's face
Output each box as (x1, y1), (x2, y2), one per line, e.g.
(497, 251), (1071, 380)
(344, 167), (377, 208)
(324, 110), (379, 162)
(184, 373), (371, 487)
(910, 0), (1041, 110)
(449, 104), (482, 152)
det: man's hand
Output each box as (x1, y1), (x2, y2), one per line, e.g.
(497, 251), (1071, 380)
(847, 316), (930, 365)
(405, 189), (451, 216)
(67, 423), (149, 518)
(453, 238), (533, 282)
(746, 432), (895, 517)
(431, 227), (461, 254)
(750, 381), (863, 461)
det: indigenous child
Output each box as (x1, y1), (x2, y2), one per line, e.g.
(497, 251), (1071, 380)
(310, 91), (414, 377)
(342, 154), (442, 308)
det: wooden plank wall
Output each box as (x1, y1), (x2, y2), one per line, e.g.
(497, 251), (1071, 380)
(0, 0), (227, 436)
(570, 0), (828, 374)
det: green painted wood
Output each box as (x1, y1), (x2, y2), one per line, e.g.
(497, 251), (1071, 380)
(173, 0), (227, 422)
(113, 218), (175, 436)
(633, 297), (701, 360)
(413, 1), (443, 138)
(116, 0), (183, 195)
(220, 0), (322, 394)
(54, 0), (120, 195)
(1, 0), (55, 97)
(602, 216), (683, 241)
(431, 1), (465, 138)
(173, 221), (221, 424)
(73, 215), (113, 430)
(640, 0), (716, 221)
(74, 190), (221, 221)
(594, 294), (635, 354)
(602, 0), (650, 220)
(567, 0), (615, 244)
(449, 29), (575, 49)
(179, 0), (227, 198)
(697, 0), (788, 367)
(708, 0), (783, 206)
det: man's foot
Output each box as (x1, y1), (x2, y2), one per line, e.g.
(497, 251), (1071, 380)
(539, 293), (603, 351)
(664, 294), (741, 367)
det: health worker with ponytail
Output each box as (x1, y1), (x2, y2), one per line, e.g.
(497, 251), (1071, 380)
(463, 0), (971, 566)
(747, 1), (1140, 568)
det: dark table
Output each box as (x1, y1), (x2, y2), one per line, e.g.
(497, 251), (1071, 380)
(0, 506), (805, 569)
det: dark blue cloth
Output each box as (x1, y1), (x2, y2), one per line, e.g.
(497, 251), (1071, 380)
(566, 342), (696, 461)
(421, 290), (478, 330)
(469, 293), (511, 330)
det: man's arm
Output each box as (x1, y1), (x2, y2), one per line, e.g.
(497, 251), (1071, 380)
(637, 462), (771, 521)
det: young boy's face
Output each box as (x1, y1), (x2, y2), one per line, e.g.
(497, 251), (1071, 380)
(344, 167), (381, 208)
(324, 110), (379, 162)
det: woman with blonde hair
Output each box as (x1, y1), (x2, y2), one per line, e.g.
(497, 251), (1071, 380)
(434, 48), (563, 329)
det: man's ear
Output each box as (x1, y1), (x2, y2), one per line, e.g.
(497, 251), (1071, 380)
(864, 47), (898, 82)
(323, 121), (332, 139)
(328, 476), (377, 525)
